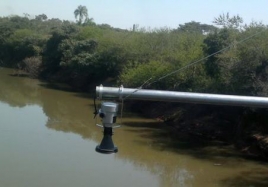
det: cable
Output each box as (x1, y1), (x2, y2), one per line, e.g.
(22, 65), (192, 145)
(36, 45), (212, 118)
(120, 99), (124, 126)
(93, 96), (98, 118)
(122, 77), (152, 100)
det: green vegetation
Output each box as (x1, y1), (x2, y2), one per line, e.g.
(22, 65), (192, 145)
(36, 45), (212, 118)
(1, 9), (267, 97)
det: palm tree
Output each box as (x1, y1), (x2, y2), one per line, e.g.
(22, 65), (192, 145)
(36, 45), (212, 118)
(74, 5), (88, 25)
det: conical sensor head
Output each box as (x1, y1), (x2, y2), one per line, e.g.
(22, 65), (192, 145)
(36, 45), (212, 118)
(96, 134), (118, 154)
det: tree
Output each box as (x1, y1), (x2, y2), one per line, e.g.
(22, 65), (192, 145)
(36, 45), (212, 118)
(35, 14), (48, 21)
(41, 24), (79, 75)
(83, 17), (95, 26)
(74, 5), (88, 25)
(213, 13), (243, 29)
(175, 21), (217, 34)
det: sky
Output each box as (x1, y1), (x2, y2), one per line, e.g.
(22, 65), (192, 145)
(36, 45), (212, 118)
(0, 0), (268, 29)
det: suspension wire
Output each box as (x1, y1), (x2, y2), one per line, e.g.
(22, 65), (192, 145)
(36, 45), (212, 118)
(122, 77), (153, 100)
(93, 96), (98, 118)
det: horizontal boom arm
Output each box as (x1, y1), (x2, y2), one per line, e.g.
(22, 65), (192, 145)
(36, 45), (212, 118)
(96, 85), (268, 108)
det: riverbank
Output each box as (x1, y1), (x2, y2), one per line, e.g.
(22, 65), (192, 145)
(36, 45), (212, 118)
(128, 101), (268, 160)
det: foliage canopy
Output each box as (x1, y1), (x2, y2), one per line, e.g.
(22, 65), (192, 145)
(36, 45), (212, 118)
(0, 11), (268, 95)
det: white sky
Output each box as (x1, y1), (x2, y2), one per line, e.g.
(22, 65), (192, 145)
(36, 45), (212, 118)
(0, 0), (267, 29)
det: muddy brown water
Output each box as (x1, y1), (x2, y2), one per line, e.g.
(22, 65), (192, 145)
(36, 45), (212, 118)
(0, 67), (268, 187)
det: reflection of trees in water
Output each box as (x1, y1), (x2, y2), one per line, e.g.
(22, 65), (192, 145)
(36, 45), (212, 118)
(0, 69), (41, 107)
(0, 68), (97, 140)
(41, 91), (98, 140)
(45, 117), (98, 140)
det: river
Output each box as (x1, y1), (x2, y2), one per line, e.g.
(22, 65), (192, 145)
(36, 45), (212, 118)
(0, 67), (267, 187)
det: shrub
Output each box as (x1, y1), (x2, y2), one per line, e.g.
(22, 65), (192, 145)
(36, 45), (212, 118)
(23, 56), (42, 78)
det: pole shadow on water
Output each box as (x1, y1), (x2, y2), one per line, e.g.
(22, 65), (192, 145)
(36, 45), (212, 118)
(38, 82), (96, 99)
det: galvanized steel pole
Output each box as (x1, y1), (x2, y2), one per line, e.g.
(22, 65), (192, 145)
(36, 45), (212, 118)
(96, 85), (268, 108)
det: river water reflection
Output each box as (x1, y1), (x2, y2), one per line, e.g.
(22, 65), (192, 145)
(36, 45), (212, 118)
(0, 67), (268, 187)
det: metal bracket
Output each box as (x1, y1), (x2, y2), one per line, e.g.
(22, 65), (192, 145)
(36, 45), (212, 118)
(96, 124), (121, 129)
(119, 85), (124, 100)
(98, 84), (103, 100)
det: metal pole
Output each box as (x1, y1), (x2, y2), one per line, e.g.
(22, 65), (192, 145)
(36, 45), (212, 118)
(96, 85), (268, 108)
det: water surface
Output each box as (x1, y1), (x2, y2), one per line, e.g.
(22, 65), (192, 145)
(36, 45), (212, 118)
(0, 67), (267, 187)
